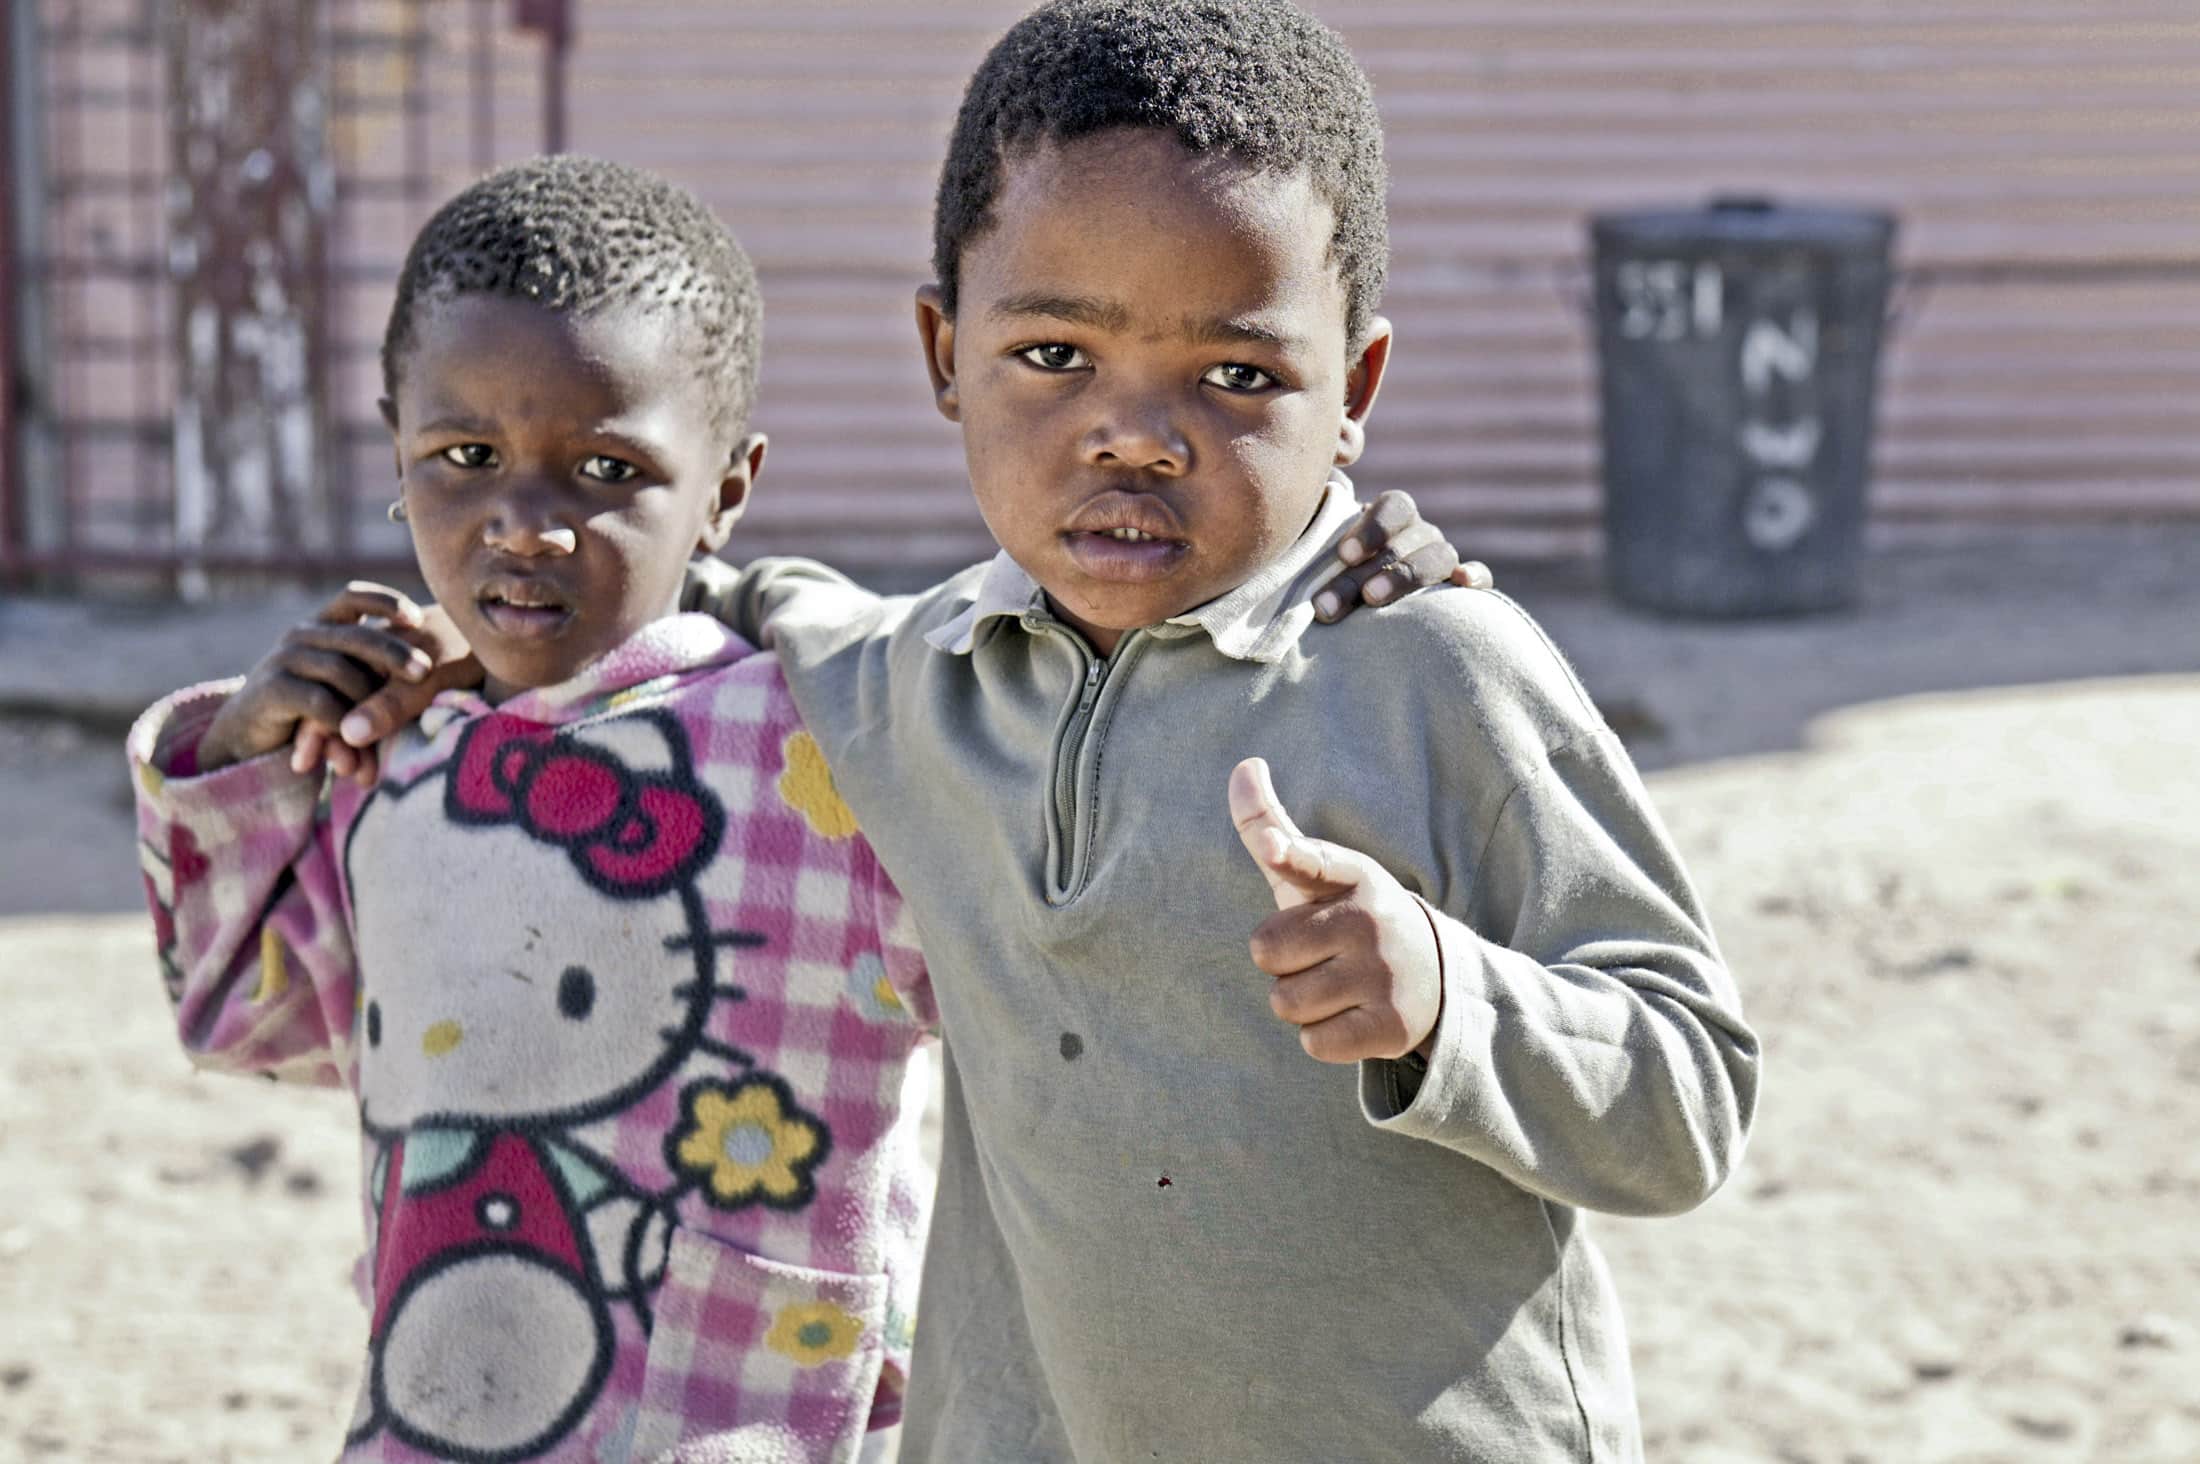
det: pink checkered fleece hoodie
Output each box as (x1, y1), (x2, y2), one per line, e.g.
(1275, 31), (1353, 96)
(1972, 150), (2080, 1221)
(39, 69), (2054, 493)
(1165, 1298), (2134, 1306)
(128, 613), (936, 1464)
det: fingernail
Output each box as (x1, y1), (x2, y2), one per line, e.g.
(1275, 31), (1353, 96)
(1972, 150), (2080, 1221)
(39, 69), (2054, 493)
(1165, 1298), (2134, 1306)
(1366, 578), (1393, 604)
(403, 651), (431, 681)
(340, 712), (373, 746)
(290, 743), (312, 774)
(1339, 536), (1362, 560)
(1314, 591), (1340, 620)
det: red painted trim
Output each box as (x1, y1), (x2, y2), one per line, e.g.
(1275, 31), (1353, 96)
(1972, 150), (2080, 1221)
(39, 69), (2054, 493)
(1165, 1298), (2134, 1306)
(512, 0), (571, 153)
(0, 5), (21, 575)
(472, 0), (496, 171)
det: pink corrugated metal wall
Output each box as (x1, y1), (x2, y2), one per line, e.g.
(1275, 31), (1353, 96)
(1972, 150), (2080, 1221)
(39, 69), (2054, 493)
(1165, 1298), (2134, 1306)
(545, 2), (2200, 572)
(23, 2), (2200, 578)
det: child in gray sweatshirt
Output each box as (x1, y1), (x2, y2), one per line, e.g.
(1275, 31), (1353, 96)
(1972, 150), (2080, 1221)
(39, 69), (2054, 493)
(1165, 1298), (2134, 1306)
(337, 3), (1756, 1458)
(681, 4), (1759, 1458)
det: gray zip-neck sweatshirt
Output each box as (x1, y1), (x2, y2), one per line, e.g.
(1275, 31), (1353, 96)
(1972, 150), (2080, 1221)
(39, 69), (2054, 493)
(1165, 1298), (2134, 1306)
(691, 486), (1758, 1463)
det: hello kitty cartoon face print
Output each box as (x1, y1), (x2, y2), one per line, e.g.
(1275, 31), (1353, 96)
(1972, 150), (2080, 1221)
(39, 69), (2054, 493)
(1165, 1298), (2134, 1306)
(338, 705), (833, 1462)
(350, 708), (735, 1134)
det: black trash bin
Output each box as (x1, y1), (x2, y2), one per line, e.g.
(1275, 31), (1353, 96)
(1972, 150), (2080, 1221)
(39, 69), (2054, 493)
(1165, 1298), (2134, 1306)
(1589, 197), (1898, 616)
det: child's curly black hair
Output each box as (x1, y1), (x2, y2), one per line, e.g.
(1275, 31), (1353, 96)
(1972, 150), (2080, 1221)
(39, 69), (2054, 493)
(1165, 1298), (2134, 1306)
(932, 0), (1388, 345)
(381, 155), (762, 435)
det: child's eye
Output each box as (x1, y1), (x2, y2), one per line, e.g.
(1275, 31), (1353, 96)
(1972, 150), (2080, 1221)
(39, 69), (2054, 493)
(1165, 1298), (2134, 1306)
(579, 455), (640, 484)
(1202, 362), (1278, 392)
(1017, 343), (1089, 372)
(441, 443), (497, 469)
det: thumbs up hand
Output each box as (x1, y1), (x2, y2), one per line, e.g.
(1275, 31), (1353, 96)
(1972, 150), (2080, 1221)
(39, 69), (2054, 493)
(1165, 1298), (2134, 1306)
(1229, 758), (1444, 1064)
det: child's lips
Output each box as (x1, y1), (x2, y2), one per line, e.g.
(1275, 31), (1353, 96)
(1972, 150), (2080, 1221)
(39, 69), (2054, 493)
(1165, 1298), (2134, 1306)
(1061, 491), (1192, 582)
(475, 584), (575, 640)
(1061, 527), (1190, 582)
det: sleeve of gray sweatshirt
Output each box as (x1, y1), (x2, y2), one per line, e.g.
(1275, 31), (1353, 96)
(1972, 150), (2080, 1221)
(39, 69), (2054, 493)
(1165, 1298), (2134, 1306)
(1360, 601), (1761, 1220)
(682, 554), (886, 651)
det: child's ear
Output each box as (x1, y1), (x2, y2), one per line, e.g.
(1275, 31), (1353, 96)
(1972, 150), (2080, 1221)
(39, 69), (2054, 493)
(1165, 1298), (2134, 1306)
(914, 284), (960, 422)
(1335, 317), (1394, 468)
(696, 431), (767, 554)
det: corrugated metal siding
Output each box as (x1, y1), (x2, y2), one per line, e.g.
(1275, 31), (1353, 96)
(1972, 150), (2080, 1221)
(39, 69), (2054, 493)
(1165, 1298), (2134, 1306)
(26, 2), (2200, 576)
(556, 1), (2200, 572)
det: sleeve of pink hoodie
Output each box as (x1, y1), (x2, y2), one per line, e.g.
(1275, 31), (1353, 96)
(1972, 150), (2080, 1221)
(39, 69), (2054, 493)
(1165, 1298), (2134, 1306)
(127, 679), (361, 1088)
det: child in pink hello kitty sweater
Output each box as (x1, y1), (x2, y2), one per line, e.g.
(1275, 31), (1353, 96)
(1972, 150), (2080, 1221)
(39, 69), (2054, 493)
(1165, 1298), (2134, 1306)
(128, 158), (932, 1463)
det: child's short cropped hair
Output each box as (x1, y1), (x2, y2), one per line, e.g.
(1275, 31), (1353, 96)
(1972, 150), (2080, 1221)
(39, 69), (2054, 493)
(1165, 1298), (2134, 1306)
(381, 155), (763, 434)
(932, 0), (1389, 344)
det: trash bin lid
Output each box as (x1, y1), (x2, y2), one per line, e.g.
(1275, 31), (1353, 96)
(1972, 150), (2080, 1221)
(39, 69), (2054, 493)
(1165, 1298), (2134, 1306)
(1593, 195), (1896, 252)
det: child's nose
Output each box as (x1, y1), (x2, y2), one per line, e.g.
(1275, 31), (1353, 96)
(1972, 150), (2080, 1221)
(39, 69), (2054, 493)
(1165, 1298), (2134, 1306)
(482, 480), (579, 556)
(1083, 387), (1191, 475)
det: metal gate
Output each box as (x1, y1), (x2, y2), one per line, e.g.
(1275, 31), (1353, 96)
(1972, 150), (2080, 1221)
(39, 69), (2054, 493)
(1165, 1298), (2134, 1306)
(2, 0), (568, 587)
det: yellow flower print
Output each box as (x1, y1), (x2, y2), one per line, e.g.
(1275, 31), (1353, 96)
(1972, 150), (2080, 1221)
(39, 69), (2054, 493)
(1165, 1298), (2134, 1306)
(671, 1075), (831, 1210)
(253, 927), (291, 1003)
(844, 953), (903, 1021)
(136, 762), (165, 799)
(766, 1300), (864, 1368)
(777, 731), (858, 839)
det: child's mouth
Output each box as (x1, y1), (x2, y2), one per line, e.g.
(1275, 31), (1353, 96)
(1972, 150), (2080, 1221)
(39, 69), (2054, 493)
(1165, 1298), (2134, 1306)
(1062, 526), (1189, 582)
(476, 585), (575, 639)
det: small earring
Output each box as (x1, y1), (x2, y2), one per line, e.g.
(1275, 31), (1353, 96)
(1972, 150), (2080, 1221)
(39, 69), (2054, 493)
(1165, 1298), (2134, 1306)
(387, 499), (408, 524)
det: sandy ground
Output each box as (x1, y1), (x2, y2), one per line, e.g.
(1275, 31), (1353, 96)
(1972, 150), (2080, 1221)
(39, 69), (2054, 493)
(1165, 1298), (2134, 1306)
(3, 526), (2197, 1461)
(1595, 676), (2200, 1463)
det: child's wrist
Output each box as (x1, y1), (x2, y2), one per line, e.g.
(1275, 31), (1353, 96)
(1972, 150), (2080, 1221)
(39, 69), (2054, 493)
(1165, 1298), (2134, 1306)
(191, 697), (269, 775)
(1407, 892), (1448, 1064)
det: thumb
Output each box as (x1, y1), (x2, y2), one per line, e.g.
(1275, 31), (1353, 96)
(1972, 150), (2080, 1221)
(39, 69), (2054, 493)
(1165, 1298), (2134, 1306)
(1229, 757), (1361, 909)
(338, 659), (468, 748)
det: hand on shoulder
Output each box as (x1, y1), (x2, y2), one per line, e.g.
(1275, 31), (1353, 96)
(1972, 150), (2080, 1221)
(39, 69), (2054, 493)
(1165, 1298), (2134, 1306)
(197, 583), (451, 782)
(1314, 490), (1495, 623)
